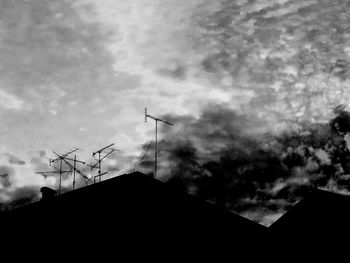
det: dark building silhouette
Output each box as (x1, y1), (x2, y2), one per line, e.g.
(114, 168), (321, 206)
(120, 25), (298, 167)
(0, 172), (267, 259)
(40, 187), (57, 201)
(270, 188), (350, 252)
(270, 189), (350, 234)
(3, 172), (350, 258)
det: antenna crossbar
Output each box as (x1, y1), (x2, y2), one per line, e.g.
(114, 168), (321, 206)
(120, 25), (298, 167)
(94, 171), (108, 183)
(50, 148), (79, 164)
(93, 143), (115, 156)
(145, 115), (174, 126)
(35, 170), (71, 175)
(91, 149), (115, 169)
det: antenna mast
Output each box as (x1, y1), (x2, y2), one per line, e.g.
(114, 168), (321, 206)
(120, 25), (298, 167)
(61, 154), (86, 190)
(90, 143), (116, 183)
(50, 149), (88, 193)
(144, 108), (174, 179)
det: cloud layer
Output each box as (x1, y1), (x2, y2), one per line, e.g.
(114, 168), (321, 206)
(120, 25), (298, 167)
(136, 106), (350, 226)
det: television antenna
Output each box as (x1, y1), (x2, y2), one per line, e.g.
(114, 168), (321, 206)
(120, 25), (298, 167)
(90, 143), (116, 183)
(59, 154), (89, 189)
(53, 150), (91, 189)
(50, 148), (90, 193)
(36, 148), (79, 194)
(144, 108), (174, 178)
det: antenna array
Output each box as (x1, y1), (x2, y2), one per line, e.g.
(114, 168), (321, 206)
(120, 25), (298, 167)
(34, 108), (174, 193)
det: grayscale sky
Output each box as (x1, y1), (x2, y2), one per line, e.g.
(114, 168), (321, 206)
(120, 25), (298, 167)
(2, 0), (350, 225)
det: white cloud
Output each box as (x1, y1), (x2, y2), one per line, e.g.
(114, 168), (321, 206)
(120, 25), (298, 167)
(241, 0), (290, 14)
(263, 1), (317, 18)
(49, 110), (58, 116)
(0, 89), (24, 110)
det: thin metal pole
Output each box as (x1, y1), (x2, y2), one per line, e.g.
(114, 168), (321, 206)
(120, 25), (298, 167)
(144, 108), (173, 179)
(73, 155), (76, 190)
(155, 120), (158, 179)
(98, 152), (101, 182)
(59, 158), (62, 194)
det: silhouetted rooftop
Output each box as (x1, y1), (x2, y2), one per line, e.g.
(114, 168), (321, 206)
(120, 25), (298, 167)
(4, 172), (350, 257)
(1, 171), (267, 258)
(269, 188), (350, 250)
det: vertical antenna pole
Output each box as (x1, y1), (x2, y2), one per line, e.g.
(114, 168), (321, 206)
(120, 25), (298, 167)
(144, 108), (173, 179)
(98, 152), (101, 182)
(155, 120), (158, 179)
(91, 144), (115, 183)
(73, 155), (76, 190)
(59, 158), (62, 194)
(99, 152), (101, 177)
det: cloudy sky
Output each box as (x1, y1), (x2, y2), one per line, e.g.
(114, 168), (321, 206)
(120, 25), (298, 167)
(2, 0), (350, 225)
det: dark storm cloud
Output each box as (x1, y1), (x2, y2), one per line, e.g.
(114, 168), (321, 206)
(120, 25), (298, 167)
(3, 153), (26, 166)
(30, 151), (47, 167)
(0, 164), (39, 210)
(0, 166), (14, 189)
(0, 186), (40, 211)
(8, 187), (40, 208)
(157, 60), (187, 80)
(0, 162), (42, 210)
(138, 105), (350, 225)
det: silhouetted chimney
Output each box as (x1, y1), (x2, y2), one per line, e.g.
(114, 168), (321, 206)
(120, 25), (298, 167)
(40, 187), (57, 201)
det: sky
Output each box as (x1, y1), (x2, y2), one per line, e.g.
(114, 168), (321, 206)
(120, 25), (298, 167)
(2, 0), (350, 225)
